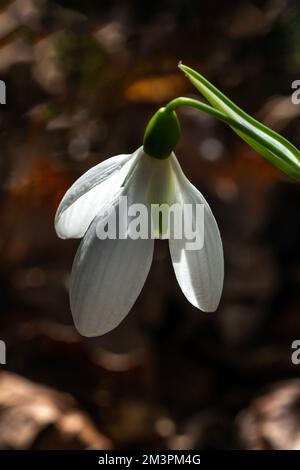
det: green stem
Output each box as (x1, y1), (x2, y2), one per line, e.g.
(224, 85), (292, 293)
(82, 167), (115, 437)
(166, 96), (256, 131)
(165, 96), (228, 117)
(165, 97), (298, 176)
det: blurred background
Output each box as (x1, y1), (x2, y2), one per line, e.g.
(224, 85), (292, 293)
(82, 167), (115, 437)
(0, 0), (300, 450)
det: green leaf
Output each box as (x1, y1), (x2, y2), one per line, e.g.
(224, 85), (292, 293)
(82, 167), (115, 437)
(179, 63), (300, 180)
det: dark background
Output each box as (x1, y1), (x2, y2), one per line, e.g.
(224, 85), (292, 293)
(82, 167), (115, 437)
(0, 0), (300, 450)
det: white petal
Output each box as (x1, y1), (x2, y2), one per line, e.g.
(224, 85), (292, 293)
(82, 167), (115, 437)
(124, 151), (177, 238)
(69, 156), (157, 337)
(169, 154), (224, 312)
(70, 205), (154, 337)
(55, 150), (140, 239)
(126, 151), (176, 204)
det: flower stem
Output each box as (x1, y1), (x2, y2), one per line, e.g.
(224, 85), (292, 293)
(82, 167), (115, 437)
(165, 97), (297, 176)
(165, 96), (241, 125)
(144, 96), (298, 177)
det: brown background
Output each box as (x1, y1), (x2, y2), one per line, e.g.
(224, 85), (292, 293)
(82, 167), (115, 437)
(0, 0), (300, 450)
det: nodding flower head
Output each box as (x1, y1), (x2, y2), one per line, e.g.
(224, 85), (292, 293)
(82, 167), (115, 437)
(55, 132), (223, 337)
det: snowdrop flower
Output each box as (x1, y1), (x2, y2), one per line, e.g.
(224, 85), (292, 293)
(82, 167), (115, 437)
(55, 107), (224, 336)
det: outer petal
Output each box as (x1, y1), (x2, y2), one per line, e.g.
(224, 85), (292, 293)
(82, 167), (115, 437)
(70, 212), (154, 337)
(169, 154), (224, 312)
(55, 150), (140, 239)
(69, 156), (155, 336)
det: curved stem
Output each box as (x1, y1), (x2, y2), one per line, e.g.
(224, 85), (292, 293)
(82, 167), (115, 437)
(165, 97), (299, 177)
(165, 97), (233, 122)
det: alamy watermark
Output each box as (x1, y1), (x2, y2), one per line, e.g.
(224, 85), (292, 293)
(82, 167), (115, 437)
(95, 196), (205, 251)
(291, 80), (300, 105)
(0, 80), (6, 105)
(0, 340), (6, 365)
(291, 340), (300, 365)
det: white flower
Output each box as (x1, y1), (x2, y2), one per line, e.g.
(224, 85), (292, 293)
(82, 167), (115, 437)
(55, 147), (224, 336)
